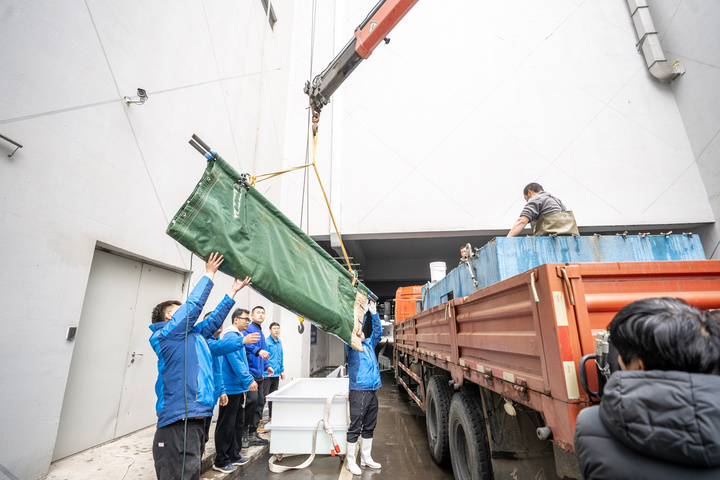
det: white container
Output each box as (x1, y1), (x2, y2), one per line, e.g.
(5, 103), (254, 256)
(266, 377), (349, 455)
(430, 261), (447, 283)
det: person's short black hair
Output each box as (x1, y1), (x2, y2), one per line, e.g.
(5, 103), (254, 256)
(523, 183), (543, 196)
(232, 308), (250, 320)
(252, 306), (265, 314)
(151, 300), (181, 324)
(609, 297), (720, 374)
(269, 322), (280, 329)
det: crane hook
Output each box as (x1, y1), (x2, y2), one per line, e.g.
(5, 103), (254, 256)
(311, 110), (320, 137)
(298, 316), (305, 334)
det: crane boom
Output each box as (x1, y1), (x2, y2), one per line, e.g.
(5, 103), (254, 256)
(304, 0), (419, 115)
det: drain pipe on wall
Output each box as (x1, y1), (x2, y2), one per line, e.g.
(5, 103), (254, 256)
(627, 0), (685, 82)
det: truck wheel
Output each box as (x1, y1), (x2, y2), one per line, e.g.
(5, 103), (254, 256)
(425, 376), (453, 466)
(448, 390), (493, 480)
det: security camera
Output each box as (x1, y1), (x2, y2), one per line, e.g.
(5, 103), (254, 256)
(124, 88), (148, 105)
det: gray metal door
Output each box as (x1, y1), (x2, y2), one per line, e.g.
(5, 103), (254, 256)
(53, 250), (185, 460)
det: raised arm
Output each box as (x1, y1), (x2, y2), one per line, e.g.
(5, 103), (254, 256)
(507, 216), (530, 237)
(208, 333), (244, 357)
(226, 340), (255, 389)
(204, 252), (224, 281)
(196, 276), (251, 337)
(160, 276), (212, 341)
(160, 253), (225, 340)
(369, 300), (382, 348)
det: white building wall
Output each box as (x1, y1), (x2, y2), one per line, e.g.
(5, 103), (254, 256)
(283, 0), (713, 240)
(2, 1), (719, 478)
(646, 0), (720, 258)
(0, 1), (295, 478)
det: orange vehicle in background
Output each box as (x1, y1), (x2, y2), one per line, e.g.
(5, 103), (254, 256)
(393, 286), (422, 322)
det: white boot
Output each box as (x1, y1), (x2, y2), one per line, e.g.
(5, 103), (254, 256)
(345, 441), (362, 475)
(360, 437), (382, 469)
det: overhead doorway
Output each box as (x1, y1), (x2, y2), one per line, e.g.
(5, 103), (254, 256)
(53, 249), (185, 460)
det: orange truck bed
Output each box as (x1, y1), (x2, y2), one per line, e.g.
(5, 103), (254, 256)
(394, 260), (720, 452)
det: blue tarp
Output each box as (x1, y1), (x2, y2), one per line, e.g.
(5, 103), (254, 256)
(422, 235), (706, 310)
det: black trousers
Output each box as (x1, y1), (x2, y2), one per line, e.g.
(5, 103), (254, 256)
(153, 418), (205, 480)
(214, 393), (245, 466)
(262, 376), (280, 417)
(244, 377), (265, 432)
(202, 416), (212, 458)
(347, 390), (378, 443)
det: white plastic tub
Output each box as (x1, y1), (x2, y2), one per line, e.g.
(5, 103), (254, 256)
(266, 377), (349, 455)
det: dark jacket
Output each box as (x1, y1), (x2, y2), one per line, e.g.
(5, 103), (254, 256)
(574, 370), (720, 480)
(243, 321), (270, 379)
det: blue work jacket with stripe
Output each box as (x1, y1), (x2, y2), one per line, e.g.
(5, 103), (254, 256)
(346, 311), (382, 391)
(149, 276), (234, 428)
(264, 335), (284, 378)
(220, 326), (255, 394)
(207, 333), (245, 401)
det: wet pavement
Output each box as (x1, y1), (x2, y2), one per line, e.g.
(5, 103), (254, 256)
(240, 371), (454, 480)
(47, 371), (453, 480)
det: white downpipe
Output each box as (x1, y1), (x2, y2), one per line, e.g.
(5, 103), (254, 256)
(627, 0), (685, 83)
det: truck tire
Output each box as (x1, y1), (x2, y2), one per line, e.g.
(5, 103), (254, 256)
(448, 390), (493, 480)
(425, 376), (453, 466)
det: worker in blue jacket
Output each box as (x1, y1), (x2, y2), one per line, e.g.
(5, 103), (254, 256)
(243, 306), (273, 447)
(261, 322), (285, 428)
(344, 298), (382, 476)
(212, 308), (259, 473)
(149, 252), (251, 480)
(203, 320), (259, 457)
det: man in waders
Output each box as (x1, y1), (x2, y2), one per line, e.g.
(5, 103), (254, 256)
(507, 182), (579, 237)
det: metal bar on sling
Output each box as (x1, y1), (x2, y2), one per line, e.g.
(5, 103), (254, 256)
(191, 134), (212, 153)
(188, 139), (207, 156)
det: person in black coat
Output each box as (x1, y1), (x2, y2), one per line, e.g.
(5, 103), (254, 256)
(574, 297), (720, 480)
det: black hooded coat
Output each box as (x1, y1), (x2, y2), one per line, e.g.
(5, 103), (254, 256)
(574, 370), (720, 480)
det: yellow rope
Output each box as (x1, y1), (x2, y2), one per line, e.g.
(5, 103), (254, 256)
(310, 134), (356, 281)
(248, 132), (356, 281)
(249, 163), (313, 186)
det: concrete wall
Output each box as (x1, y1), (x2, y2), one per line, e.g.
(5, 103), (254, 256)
(283, 0), (714, 240)
(0, 1), (295, 478)
(646, 0), (720, 259)
(309, 325), (347, 374)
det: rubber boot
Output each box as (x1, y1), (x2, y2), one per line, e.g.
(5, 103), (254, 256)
(360, 437), (382, 469)
(345, 441), (362, 475)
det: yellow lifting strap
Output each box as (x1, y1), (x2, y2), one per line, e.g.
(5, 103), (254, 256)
(249, 132), (356, 283)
